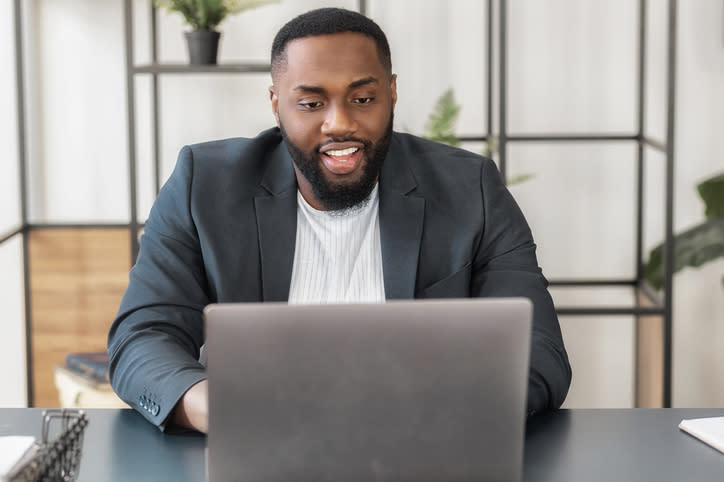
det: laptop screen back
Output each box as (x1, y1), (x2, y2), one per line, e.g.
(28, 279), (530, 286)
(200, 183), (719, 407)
(205, 298), (531, 482)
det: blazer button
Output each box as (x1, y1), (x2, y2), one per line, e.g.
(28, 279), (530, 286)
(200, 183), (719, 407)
(152, 405), (160, 416)
(138, 395), (146, 409)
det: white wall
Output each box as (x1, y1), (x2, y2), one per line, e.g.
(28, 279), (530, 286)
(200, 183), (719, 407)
(24, 0), (129, 223)
(9, 0), (724, 407)
(0, 0), (27, 407)
(1, 0), (22, 235)
(671, 0), (724, 407)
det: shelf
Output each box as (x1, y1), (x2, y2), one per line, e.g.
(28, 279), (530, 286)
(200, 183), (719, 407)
(459, 134), (639, 143)
(548, 278), (637, 286)
(556, 306), (665, 316)
(133, 62), (271, 74)
(0, 226), (24, 245)
(549, 282), (665, 316)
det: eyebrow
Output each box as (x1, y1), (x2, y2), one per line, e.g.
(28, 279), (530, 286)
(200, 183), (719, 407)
(293, 85), (325, 94)
(348, 76), (379, 89)
(292, 76), (380, 94)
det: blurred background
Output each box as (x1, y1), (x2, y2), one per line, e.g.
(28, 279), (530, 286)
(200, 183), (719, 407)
(1, 0), (722, 410)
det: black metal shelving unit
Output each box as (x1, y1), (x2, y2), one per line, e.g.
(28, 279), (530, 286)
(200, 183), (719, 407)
(8, 0), (675, 407)
(485, 0), (676, 407)
(463, 0), (675, 408)
(6, 0), (34, 406)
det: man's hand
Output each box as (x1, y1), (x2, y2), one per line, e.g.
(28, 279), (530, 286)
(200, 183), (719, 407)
(171, 379), (208, 433)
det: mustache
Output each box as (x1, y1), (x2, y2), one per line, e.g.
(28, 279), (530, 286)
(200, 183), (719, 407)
(316, 137), (372, 151)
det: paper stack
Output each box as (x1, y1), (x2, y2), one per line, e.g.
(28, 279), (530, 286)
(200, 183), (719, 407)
(0, 436), (36, 480)
(679, 417), (724, 454)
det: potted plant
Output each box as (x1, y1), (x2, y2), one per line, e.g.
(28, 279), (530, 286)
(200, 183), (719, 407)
(153, 0), (279, 65)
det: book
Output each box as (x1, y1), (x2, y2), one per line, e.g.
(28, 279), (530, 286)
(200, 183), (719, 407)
(679, 417), (724, 454)
(65, 351), (110, 383)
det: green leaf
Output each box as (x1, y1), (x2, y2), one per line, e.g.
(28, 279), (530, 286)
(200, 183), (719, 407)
(225, 0), (280, 15)
(507, 173), (535, 185)
(482, 136), (496, 158)
(421, 89), (529, 183)
(698, 172), (724, 219)
(153, 0), (278, 30)
(423, 88), (461, 147)
(644, 216), (724, 290)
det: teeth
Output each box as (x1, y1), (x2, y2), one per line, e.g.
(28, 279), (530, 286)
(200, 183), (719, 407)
(325, 147), (359, 157)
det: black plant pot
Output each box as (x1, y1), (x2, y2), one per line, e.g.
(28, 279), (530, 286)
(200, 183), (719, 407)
(185, 30), (221, 65)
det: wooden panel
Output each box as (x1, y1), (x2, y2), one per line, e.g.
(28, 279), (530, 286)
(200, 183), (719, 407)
(29, 229), (130, 408)
(635, 291), (664, 408)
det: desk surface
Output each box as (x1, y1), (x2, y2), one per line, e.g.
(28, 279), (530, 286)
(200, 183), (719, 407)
(2, 408), (723, 481)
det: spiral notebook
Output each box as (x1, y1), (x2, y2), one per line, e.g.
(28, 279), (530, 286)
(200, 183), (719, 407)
(679, 417), (724, 454)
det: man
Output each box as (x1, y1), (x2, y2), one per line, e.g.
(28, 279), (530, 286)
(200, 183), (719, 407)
(108, 7), (571, 433)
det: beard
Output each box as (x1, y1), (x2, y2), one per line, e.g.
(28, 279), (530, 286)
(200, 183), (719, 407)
(280, 114), (393, 213)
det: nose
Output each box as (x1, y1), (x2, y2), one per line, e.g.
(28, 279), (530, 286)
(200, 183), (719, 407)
(321, 102), (357, 138)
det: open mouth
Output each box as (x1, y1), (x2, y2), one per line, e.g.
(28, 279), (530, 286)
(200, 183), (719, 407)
(325, 146), (359, 159)
(320, 145), (364, 175)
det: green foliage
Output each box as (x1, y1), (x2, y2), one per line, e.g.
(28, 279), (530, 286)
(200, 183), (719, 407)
(507, 173), (535, 185)
(481, 135), (496, 159)
(698, 173), (724, 219)
(424, 88), (461, 147)
(644, 217), (724, 289)
(153, 0), (278, 30)
(644, 172), (724, 289)
(422, 89), (531, 185)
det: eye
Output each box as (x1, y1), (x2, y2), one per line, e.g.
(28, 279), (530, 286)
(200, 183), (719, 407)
(299, 100), (323, 110)
(353, 97), (375, 105)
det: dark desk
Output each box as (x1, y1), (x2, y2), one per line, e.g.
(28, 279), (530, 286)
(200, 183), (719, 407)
(2, 408), (723, 481)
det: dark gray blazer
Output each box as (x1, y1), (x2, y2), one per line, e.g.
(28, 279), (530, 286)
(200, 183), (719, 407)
(108, 128), (571, 430)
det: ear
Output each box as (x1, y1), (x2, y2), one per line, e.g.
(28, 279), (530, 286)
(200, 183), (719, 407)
(389, 74), (398, 110)
(269, 86), (280, 126)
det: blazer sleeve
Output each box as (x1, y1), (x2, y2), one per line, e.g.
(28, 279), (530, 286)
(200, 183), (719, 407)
(108, 146), (208, 431)
(473, 158), (572, 414)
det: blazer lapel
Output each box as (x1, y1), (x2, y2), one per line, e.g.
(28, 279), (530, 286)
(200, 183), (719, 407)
(254, 142), (298, 302)
(379, 136), (425, 299)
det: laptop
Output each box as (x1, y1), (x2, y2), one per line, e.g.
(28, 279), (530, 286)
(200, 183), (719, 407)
(205, 298), (532, 482)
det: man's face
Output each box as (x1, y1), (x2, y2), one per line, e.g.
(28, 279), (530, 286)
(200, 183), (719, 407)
(270, 32), (397, 211)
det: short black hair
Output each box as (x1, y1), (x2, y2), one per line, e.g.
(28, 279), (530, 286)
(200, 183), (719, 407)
(271, 8), (392, 81)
